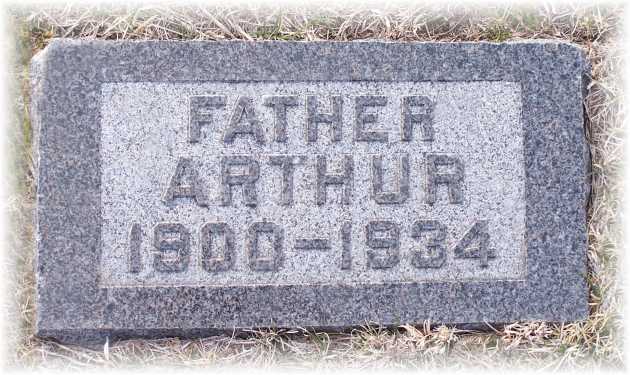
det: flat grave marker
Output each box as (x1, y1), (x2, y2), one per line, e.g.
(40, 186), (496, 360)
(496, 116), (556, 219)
(32, 40), (590, 344)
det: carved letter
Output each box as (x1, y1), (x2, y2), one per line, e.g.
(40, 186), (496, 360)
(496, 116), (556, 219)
(223, 96), (265, 145)
(163, 157), (208, 207)
(268, 155), (303, 206)
(372, 154), (409, 204)
(401, 96), (435, 141)
(354, 95), (388, 142)
(306, 96), (343, 142)
(316, 155), (354, 205)
(153, 223), (190, 273)
(189, 95), (226, 143)
(221, 156), (260, 207)
(425, 154), (464, 205)
(263, 95), (299, 142)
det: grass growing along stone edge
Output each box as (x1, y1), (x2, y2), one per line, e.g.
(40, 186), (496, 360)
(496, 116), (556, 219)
(2, 2), (625, 370)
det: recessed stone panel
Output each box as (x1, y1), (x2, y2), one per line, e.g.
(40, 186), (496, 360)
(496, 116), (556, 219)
(99, 81), (525, 287)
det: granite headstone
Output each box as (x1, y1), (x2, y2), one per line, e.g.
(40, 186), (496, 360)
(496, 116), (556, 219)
(31, 39), (590, 344)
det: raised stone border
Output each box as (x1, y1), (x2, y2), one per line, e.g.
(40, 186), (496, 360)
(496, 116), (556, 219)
(31, 40), (590, 344)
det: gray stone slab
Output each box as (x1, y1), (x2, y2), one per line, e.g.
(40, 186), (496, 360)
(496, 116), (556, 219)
(31, 39), (590, 345)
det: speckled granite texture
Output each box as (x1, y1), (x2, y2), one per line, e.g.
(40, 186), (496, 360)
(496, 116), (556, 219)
(100, 81), (525, 287)
(31, 40), (590, 345)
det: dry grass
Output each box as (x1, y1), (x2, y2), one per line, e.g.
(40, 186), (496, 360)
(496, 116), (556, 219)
(3, 1), (625, 371)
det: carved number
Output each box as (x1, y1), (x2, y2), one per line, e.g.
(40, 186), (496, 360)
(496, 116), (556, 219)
(127, 220), (496, 273)
(365, 221), (400, 269)
(153, 223), (191, 272)
(410, 220), (446, 268)
(453, 220), (495, 268)
(128, 223), (142, 273)
(200, 222), (235, 272)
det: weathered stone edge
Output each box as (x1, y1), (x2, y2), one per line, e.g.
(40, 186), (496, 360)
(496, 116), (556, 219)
(32, 39), (591, 345)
